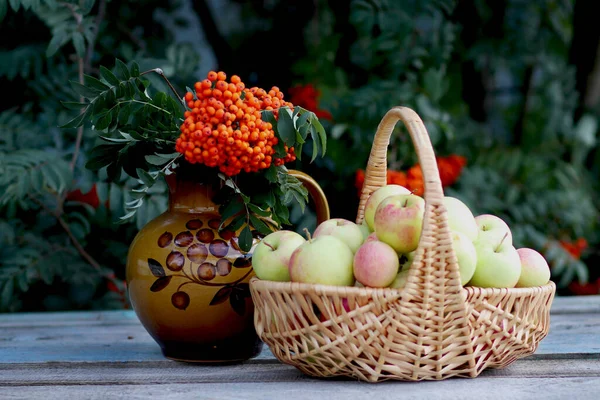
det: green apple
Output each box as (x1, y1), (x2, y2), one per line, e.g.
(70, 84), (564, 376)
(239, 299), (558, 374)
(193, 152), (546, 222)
(289, 234), (355, 286)
(358, 220), (371, 241)
(516, 248), (551, 287)
(469, 237), (521, 288)
(451, 231), (477, 285)
(252, 230), (306, 281)
(443, 196), (478, 242)
(374, 194), (425, 254)
(363, 184), (411, 231)
(313, 218), (364, 253)
(389, 270), (410, 289)
(399, 251), (415, 271)
(475, 214), (513, 248)
(353, 241), (399, 288)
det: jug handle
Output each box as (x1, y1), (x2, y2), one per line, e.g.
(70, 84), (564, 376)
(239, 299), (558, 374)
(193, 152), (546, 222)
(288, 169), (330, 225)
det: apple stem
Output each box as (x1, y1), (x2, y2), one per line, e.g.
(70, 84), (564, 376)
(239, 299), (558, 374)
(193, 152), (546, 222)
(303, 227), (312, 242)
(264, 241), (275, 251)
(495, 232), (509, 252)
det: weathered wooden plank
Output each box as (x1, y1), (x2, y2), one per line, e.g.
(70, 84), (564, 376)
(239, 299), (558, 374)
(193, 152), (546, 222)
(0, 295), (597, 328)
(549, 295), (600, 315)
(2, 377), (600, 400)
(1, 312), (598, 364)
(0, 359), (598, 386)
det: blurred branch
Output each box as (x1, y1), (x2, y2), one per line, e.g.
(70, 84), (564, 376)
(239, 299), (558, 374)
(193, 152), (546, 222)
(84, 0), (107, 72)
(513, 63), (535, 146)
(569, 0), (600, 121)
(28, 194), (127, 298)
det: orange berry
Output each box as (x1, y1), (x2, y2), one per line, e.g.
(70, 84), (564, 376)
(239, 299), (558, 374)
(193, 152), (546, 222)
(217, 71), (226, 81)
(207, 71), (218, 81)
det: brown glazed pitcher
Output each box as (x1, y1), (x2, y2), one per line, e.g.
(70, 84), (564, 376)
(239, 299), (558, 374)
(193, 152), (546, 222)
(126, 169), (329, 362)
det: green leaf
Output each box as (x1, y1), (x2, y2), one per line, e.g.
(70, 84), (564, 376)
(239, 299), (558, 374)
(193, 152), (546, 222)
(249, 214), (272, 236)
(264, 165), (278, 182)
(136, 168), (155, 186)
(83, 74), (110, 91)
(100, 65), (120, 86)
(59, 109), (88, 129)
(61, 101), (88, 110)
(273, 198), (290, 225)
(46, 31), (68, 57)
(72, 32), (85, 58)
(277, 107), (295, 146)
(80, 0), (95, 14)
(262, 110), (277, 127)
(145, 154), (170, 166)
(248, 203), (271, 217)
(94, 112), (112, 131)
(85, 144), (124, 170)
(239, 225), (253, 253)
(220, 199), (244, 224)
(114, 58), (130, 80)
(99, 135), (131, 144)
(311, 116), (327, 156)
(70, 81), (102, 99)
(295, 111), (310, 130)
(130, 61), (140, 77)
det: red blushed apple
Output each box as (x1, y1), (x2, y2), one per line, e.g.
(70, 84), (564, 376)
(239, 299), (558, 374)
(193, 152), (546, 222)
(363, 184), (411, 231)
(353, 241), (399, 288)
(515, 248), (551, 287)
(313, 218), (364, 253)
(374, 194), (425, 254)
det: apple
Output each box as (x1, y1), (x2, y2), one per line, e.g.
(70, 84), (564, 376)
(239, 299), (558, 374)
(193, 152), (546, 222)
(469, 236), (521, 288)
(363, 184), (411, 231)
(443, 196), (479, 242)
(374, 194), (425, 254)
(289, 233), (355, 286)
(364, 232), (378, 243)
(252, 230), (305, 281)
(399, 251), (415, 271)
(358, 220), (371, 241)
(313, 218), (364, 253)
(451, 231), (477, 285)
(516, 248), (551, 287)
(353, 241), (400, 288)
(475, 214), (513, 247)
(389, 270), (409, 289)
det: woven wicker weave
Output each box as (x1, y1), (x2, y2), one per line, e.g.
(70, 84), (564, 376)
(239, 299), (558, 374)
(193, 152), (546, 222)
(249, 107), (556, 382)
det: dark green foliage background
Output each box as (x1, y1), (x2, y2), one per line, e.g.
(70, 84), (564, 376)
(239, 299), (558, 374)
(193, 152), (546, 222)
(1, 0), (599, 312)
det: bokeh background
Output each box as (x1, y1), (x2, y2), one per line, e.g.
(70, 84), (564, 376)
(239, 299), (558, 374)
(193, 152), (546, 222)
(1, 0), (599, 312)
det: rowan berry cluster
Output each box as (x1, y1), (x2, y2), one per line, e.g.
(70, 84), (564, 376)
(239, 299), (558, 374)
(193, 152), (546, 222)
(175, 71), (297, 176)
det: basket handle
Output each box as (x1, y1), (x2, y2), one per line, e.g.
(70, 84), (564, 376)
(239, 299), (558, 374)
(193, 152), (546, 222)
(356, 106), (464, 299)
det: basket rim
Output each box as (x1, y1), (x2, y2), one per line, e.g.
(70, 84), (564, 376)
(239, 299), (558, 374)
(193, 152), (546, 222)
(250, 276), (556, 297)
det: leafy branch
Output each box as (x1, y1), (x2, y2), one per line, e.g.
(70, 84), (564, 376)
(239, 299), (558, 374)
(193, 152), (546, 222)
(262, 105), (327, 162)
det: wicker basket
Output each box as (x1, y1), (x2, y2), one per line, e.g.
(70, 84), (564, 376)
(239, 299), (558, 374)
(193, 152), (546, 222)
(249, 106), (556, 382)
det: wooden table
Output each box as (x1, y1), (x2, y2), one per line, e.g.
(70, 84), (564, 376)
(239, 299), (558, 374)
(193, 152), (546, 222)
(1, 296), (599, 399)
